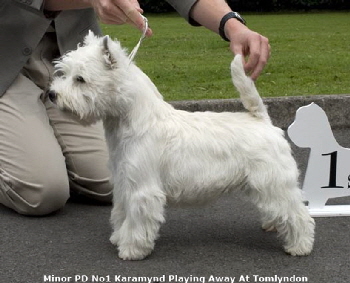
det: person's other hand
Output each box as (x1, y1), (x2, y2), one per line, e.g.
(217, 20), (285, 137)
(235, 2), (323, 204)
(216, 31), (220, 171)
(225, 20), (270, 80)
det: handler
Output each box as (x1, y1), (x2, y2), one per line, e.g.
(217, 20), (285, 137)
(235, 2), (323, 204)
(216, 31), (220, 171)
(0, 0), (270, 215)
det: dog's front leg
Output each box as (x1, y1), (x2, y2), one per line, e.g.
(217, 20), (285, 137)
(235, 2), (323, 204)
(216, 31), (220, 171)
(114, 182), (166, 260)
(109, 196), (126, 247)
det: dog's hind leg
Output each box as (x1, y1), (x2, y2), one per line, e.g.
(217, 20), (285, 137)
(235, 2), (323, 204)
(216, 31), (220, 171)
(109, 197), (126, 246)
(246, 167), (315, 256)
(115, 186), (166, 260)
(277, 191), (315, 256)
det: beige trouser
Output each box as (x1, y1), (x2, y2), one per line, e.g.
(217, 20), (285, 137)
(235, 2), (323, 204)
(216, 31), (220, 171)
(0, 33), (112, 215)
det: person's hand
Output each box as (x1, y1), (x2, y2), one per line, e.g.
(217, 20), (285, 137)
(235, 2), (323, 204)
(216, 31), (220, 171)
(225, 20), (270, 80)
(44, 0), (152, 36)
(87, 0), (152, 36)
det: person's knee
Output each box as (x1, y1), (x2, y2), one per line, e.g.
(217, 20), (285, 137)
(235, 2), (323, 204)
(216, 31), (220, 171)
(26, 181), (70, 216)
(69, 171), (113, 203)
(0, 171), (70, 216)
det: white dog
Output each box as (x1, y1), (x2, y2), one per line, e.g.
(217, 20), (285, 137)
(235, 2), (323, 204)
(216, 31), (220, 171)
(49, 32), (315, 261)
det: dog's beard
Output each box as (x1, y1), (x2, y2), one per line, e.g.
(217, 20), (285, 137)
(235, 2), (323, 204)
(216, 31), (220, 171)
(59, 105), (100, 126)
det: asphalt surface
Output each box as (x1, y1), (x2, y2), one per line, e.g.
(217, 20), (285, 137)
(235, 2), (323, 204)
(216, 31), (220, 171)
(1, 98), (350, 283)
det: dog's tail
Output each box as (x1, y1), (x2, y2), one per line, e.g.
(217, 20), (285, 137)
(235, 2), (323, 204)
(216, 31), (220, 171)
(231, 55), (271, 123)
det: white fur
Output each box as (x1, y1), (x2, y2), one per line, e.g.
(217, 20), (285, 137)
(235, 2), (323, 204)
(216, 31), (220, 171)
(50, 32), (315, 260)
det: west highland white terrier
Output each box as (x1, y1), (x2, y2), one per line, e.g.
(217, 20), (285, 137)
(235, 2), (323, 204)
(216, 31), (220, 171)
(49, 32), (315, 260)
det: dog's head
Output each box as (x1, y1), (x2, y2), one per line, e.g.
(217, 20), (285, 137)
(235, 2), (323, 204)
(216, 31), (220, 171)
(49, 31), (130, 123)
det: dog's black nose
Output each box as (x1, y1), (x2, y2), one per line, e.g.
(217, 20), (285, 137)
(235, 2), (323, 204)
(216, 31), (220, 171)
(47, 90), (57, 103)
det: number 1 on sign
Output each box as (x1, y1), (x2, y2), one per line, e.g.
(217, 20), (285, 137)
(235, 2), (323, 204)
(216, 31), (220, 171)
(322, 151), (344, 189)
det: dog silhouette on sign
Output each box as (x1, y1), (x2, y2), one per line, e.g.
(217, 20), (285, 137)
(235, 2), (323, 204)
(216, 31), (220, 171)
(288, 103), (350, 216)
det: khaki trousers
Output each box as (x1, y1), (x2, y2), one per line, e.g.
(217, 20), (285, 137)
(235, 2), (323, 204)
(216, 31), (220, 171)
(0, 33), (112, 215)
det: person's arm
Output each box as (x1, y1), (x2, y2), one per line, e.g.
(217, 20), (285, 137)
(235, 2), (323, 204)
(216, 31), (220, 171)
(44, 0), (152, 36)
(189, 0), (270, 80)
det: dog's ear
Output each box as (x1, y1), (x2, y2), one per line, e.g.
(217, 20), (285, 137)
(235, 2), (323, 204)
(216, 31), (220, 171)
(102, 36), (117, 69)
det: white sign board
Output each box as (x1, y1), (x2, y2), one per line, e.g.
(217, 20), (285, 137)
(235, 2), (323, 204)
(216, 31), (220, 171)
(288, 103), (350, 217)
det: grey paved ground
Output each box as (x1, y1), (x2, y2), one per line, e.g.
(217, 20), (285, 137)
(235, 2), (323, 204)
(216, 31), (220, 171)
(1, 98), (350, 283)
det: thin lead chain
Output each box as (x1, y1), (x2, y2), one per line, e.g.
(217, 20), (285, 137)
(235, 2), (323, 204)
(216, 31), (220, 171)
(128, 15), (148, 64)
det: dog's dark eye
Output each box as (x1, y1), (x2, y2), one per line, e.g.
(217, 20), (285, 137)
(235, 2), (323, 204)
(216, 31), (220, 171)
(76, 76), (85, 83)
(54, 70), (65, 78)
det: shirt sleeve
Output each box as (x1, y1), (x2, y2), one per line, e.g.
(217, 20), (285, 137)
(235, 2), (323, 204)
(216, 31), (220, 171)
(14, 0), (44, 11)
(166, 0), (200, 26)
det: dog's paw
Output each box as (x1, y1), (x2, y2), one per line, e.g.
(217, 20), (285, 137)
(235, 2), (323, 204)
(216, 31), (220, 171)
(284, 240), (313, 256)
(262, 223), (277, 232)
(118, 245), (153, 261)
(109, 232), (120, 246)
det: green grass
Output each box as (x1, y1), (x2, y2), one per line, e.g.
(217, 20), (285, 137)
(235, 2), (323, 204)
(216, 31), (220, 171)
(101, 12), (350, 101)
